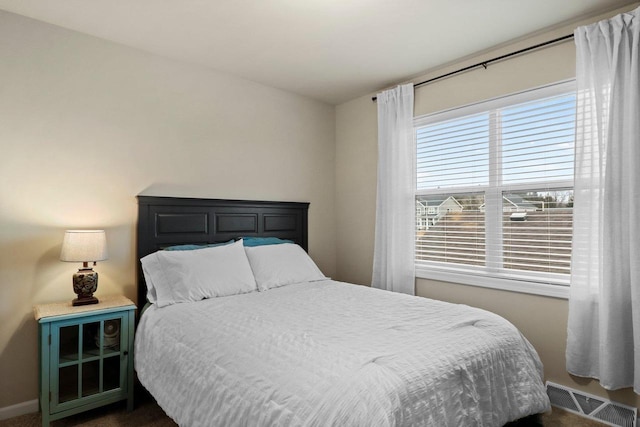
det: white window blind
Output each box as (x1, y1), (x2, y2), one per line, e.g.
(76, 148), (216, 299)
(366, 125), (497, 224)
(414, 81), (575, 295)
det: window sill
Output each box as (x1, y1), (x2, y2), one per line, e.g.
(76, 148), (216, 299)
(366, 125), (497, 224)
(415, 267), (569, 299)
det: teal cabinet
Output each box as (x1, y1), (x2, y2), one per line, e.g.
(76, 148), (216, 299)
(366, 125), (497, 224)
(35, 296), (136, 427)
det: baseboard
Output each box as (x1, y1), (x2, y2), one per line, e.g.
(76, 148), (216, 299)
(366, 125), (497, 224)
(0, 399), (38, 421)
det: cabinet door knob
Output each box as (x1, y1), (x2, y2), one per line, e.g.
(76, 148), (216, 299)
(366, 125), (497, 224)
(123, 351), (128, 356)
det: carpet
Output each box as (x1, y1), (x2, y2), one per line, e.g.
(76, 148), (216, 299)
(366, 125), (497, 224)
(0, 399), (606, 427)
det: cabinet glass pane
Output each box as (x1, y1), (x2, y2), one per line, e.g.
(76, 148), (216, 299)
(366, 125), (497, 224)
(103, 356), (121, 391)
(59, 365), (78, 403)
(82, 322), (101, 357)
(81, 360), (100, 397)
(59, 325), (79, 363)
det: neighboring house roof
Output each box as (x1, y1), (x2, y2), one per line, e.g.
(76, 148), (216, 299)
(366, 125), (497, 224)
(503, 194), (539, 210)
(417, 195), (463, 209)
(478, 194), (539, 211)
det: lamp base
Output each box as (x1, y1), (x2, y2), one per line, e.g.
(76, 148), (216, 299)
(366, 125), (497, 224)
(72, 268), (99, 306)
(72, 295), (99, 306)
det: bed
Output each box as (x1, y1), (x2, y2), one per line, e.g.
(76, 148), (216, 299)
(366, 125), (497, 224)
(134, 196), (551, 426)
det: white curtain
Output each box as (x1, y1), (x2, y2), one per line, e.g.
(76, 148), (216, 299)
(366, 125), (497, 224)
(372, 84), (415, 295)
(567, 7), (640, 393)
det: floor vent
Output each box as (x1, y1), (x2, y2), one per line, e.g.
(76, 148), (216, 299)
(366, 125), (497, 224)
(546, 382), (637, 427)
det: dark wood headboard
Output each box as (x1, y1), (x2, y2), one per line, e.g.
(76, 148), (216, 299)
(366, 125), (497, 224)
(136, 196), (309, 307)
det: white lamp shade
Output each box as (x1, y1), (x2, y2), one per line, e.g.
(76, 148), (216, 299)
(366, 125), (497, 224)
(60, 230), (108, 262)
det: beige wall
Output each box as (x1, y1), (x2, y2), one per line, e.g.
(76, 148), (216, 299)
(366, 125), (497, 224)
(335, 3), (640, 409)
(0, 11), (336, 408)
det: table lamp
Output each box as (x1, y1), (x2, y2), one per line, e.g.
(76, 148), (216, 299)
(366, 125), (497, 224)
(60, 230), (108, 306)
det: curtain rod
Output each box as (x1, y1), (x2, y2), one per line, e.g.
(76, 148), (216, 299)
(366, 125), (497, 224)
(371, 33), (574, 102)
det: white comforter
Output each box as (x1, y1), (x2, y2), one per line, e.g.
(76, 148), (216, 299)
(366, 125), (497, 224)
(135, 280), (550, 427)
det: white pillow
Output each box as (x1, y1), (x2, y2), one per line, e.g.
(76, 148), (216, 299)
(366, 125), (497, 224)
(141, 259), (160, 303)
(244, 243), (327, 291)
(140, 240), (257, 307)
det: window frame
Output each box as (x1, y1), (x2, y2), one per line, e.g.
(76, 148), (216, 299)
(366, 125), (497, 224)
(413, 80), (576, 299)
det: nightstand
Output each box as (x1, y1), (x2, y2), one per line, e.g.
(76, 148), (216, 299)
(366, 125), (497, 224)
(34, 295), (136, 427)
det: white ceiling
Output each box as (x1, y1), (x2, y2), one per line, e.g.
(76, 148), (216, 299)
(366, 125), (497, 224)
(0, 0), (635, 104)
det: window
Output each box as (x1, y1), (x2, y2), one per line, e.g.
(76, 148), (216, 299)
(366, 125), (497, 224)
(414, 81), (575, 297)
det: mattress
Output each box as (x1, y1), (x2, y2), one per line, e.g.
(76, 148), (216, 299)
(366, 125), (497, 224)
(135, 280), (550, 426)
